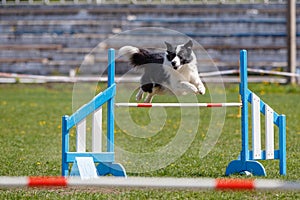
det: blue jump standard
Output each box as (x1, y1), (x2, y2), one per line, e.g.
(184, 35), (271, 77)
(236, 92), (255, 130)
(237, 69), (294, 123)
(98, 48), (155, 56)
(61, 49), (126, 177)
(61, 49), (286, 177)
(225, 50), (286, 176)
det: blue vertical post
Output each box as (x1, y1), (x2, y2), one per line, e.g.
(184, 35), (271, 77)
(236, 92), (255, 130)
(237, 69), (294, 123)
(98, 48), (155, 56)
(61, 115), (69, 176)
(240, 50), (249, 162)
(279, 115), (287, 175)
(226, 50), (266, 176)
(107, 48), (115, 153)
(97, 48), (126, 177)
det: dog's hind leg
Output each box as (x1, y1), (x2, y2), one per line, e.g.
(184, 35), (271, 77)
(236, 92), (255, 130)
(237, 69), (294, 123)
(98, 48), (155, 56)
(144, 84), (163, 103)
(143, 86), (160, 103)
(136, 88), (144, 101)
(144, 93), (154, 103)
(140, 83), (155, 102)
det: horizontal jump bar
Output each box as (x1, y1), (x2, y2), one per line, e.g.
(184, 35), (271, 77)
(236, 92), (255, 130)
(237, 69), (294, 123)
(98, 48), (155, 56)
(115, 103), (242, 108)
(0, 176), (299, 191)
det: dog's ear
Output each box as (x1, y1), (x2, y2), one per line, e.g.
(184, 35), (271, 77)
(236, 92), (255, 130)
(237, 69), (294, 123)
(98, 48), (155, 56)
(164, 42), (173, 52)
(184, 40), (193, 48)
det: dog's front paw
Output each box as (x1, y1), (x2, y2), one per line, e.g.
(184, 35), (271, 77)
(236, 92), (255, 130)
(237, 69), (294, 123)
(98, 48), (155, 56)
(198, 85), (206, 95)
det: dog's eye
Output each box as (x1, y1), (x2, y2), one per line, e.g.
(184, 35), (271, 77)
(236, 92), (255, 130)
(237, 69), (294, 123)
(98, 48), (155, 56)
(167, 51), (175, 56)
(167, 52), (176, 60)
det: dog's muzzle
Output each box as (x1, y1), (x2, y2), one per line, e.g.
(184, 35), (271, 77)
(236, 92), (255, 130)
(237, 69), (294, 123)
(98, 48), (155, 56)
(171, 61), (179, 70)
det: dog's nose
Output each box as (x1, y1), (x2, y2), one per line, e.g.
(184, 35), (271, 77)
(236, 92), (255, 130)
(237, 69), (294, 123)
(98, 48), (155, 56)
(173, 66), (178, 70)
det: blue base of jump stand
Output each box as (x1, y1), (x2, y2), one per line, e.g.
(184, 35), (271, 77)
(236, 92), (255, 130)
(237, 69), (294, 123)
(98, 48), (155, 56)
(225, 160), (266, 176)
(97, 162), (127, 177)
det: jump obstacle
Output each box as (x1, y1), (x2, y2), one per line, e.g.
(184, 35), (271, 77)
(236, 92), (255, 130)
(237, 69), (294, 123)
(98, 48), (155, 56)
(61, 49), (286, 178)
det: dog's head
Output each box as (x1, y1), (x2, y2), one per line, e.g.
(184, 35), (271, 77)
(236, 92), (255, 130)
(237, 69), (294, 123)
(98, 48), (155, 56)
(165, 40), (194, 70)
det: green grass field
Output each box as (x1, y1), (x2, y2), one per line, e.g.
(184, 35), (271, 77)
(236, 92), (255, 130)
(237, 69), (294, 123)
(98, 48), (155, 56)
(0, 83), (299, 199)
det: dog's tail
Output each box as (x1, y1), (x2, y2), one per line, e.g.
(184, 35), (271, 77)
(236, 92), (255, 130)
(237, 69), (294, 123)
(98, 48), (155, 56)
(119, 46), (163, 67)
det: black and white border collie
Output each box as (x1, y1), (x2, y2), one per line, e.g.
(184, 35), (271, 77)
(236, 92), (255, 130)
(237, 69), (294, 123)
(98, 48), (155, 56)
(119, 40), (205, 103)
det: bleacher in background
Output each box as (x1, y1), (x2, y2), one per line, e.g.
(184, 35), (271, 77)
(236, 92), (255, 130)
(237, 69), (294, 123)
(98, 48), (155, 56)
(0, 4), (299, 75)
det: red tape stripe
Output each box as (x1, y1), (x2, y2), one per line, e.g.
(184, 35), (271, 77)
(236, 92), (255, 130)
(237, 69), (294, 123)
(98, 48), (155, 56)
(137, 103), (152, 107)
(207, 103), (222, 107)
(216, 179), (255, 190)
(28, 177), (67, 187)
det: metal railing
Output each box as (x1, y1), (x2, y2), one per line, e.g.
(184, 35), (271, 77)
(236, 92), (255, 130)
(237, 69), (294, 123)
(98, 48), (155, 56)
(0, 0), (292, 5)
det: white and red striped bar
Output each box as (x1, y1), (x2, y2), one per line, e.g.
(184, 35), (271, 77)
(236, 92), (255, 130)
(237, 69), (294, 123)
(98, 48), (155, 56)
(115, 103), (242, 108)
(0, 176), (299, 191)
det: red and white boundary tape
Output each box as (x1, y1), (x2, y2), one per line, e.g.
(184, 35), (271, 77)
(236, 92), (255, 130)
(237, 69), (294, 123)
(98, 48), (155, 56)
(247, 68), (300, 78)
(1, 68), (298, 83)
(115, 103), (242, 108)
(0, 72), (140, 83)
(0, 176), (299, 191)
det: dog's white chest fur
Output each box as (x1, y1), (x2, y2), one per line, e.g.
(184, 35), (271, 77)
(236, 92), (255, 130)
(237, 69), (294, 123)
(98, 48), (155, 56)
(162, 53), (203, 95)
